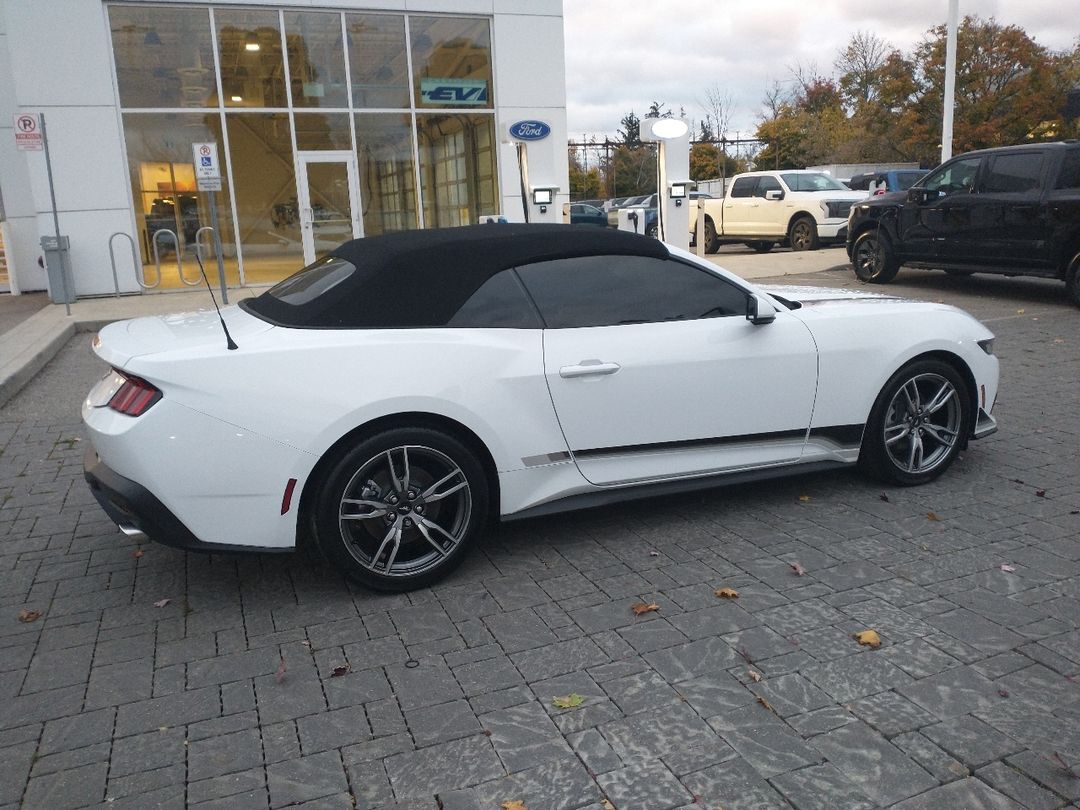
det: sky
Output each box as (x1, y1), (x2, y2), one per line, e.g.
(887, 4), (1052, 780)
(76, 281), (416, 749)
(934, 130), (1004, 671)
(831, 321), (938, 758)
(562, 0), (1077, 143)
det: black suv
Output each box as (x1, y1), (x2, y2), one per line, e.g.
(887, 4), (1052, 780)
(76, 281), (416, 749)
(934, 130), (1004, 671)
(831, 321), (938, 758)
(846, 142), (1080, 306)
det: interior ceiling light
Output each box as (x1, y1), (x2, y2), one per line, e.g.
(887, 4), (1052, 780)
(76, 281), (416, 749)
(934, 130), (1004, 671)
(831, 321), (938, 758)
(231, 95), (243, 102)
(245, 32), (260, 52)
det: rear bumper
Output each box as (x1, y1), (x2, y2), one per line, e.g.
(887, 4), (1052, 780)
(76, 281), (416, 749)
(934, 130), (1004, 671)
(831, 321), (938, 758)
(84, 448), (283, 554)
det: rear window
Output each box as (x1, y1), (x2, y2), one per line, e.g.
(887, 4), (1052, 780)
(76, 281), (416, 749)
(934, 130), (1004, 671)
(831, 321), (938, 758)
(730, 177), (756, 198)
(264, 256), (355, 306)
(981, 152), (1046, 193)
(1055, 149), (1080, 190)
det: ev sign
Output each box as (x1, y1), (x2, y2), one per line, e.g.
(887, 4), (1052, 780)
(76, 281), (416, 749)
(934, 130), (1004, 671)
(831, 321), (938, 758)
(13, 114), (43, 151)
(192, 142), (221, 191)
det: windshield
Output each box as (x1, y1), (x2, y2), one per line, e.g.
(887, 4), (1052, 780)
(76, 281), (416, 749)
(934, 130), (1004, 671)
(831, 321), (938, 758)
(780, 172), (849, 192)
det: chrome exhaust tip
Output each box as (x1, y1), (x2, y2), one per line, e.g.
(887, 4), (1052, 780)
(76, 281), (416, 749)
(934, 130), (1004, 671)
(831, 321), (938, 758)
(118, 523), (149, 543)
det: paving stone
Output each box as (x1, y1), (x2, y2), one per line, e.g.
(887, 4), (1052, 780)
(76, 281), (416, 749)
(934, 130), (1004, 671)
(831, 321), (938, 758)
(881, 637), (963, 678)
(254, 669), (328, 724)
(296, 705), (371, 754)
(803, 651), (913, 702)
(682, 755), (792, 809)
(404, 699), (480, 747)
(675, 671), (756, 717)
(22, 761), (107, 810)
(481, 699), (573, 773)
(188, 767), (266, 804)
(29, 741), (110, 777)
(644, 636), (741, 683)
(567, 727), (623, 774)
(453, 655), (524, 697)
(599, 702), (716, 764)
(667, 602), (760, 638)
(114, 686), (220, 736)
(890, 777), (1024, 810)
(769, 763), (877, 810)
(810, 720), (937, 805)
(787, 705), (856, 737)
(976, 760), (1066, 810)
(892, 731), (971, 782)
(706, 703), (822, 778)
(111, 727), (187, 778)
(472, 755), (599, 810)
(748, 672), (831, 718)
(106, 764), (185, 800)
(483, 609), (558, 653)
(1005, 750), (1080, 802)
(922, 715), (1025, 769)
(899, 665), (1005, 720)
(39, 706), (115, 755)
(385, 735), (504, 798)
(0, 741), (35, 805)
(596, 760), (690, 810)
(267, 750), (349, 809)
(849, 690), (939, 737)
(511, 637), (609, 681)
(928, 608), (1027, 653)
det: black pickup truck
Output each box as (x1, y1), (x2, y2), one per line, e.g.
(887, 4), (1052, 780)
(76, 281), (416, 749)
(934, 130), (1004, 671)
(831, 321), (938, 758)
(846, 141), (1080, 306)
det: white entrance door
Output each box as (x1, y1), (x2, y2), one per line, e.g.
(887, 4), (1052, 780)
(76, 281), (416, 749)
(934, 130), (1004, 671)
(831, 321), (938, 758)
(296, 151), (362, 265)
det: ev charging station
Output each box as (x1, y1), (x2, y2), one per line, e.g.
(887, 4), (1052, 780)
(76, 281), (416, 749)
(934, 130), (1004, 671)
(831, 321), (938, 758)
(501, 120), (560, 224)
(640, 116), (691, 252)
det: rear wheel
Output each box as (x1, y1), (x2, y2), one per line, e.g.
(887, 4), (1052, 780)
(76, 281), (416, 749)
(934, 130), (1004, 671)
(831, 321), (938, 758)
(859, 359), (970, 486)
(745, 241), (775, 253)
(851, 229), (900, 283)
(315, 428), (489, 591)
(1066, 250), (1080, 307)
(703, 217), (720, 253)
(788, 216), (818, 251)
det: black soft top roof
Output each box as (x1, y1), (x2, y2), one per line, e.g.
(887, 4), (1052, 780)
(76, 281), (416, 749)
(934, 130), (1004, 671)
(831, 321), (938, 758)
(241, 223), (669, 328)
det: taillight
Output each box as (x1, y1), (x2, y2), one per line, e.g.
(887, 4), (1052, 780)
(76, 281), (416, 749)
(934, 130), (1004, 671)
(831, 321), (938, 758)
(108, 373), (162, 416)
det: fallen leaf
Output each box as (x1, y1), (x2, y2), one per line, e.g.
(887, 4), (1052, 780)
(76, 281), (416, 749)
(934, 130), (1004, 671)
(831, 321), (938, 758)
(789, 561), (805, 576)
(948, 761), (970, 777)
(501, 802), (528, 810)
(301, 640), (311, 648)
(153, 598), (170, 608)
(1054, 338), (1065, 344)
(748, 669), (762, 683)
(998, 688), (1010, 698)
(1000, 564), (1016, 573)
(275, 656), (287, 684)
(331, 664), (351, 677)
(552, 693), (584, 709)
(714, 587), (740, 599)
(1017, 308), (1025, 314)
(648, 551), (660, 557)
(853, 629), (882, 649)
(133, 549), (144, 559)
(756, 696), (777, 714)
(927, 511), (939, 521)
(738, 647), (754, 665)
(630, 602), (660, 616)
(600, 800), (615, 810)
(1036, 489), (1046, 498)
(675, 691), (689, 703)
(879, 493), (890, 502)
(798, 495), (811, 503)
(17, 609), (41, 623)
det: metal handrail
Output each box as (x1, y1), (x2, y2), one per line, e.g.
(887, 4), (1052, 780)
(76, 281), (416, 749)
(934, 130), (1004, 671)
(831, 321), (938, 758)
(107, 232), (139, 295)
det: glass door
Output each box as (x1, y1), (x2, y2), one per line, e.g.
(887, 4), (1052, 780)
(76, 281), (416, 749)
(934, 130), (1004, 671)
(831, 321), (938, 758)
(296, 151), (362, 265)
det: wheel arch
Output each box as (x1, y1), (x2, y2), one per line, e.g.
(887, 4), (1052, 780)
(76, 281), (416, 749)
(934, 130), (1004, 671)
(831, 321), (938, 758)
(1056, 230), (1080, 281)
(296, 411), (501, 546)
(786, 210), (817, 234)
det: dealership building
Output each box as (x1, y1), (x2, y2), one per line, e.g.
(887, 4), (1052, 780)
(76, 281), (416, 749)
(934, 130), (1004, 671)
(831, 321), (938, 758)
(0, 0), (567, 297)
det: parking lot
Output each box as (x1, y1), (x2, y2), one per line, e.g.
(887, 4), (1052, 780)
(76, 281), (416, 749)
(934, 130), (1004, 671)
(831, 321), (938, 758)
(1, 264), (1078, 809)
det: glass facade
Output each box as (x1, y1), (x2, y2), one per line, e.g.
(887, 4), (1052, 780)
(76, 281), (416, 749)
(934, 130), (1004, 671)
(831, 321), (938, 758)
(108, 4), (498, 289)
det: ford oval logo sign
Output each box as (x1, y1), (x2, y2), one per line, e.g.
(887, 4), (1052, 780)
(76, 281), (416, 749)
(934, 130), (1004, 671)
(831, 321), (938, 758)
(509, 120), (551, 141)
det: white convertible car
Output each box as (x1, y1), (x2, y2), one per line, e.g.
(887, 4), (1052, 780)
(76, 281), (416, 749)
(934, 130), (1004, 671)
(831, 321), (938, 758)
(83, 224), (998, 590)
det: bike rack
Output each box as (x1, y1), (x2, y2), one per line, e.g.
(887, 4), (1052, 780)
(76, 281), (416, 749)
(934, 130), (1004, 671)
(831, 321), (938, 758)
(107, 232), (139, 295)
(152, 229), (202, 287)
(194, 226), (229, 305)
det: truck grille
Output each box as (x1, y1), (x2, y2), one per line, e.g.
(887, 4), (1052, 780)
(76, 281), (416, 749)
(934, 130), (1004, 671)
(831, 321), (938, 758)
(826, 201), (854, 219)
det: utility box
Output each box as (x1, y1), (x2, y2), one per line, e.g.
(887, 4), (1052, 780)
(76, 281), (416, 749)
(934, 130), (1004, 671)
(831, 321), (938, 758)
(40, 235), (74, 304)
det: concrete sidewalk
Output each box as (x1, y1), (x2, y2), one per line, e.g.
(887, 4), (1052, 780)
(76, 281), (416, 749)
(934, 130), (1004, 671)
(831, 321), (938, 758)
(0, 247), (849, 408)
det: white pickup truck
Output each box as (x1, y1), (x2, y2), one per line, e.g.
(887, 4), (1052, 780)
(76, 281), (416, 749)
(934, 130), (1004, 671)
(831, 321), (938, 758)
(690, 170), (867, 253)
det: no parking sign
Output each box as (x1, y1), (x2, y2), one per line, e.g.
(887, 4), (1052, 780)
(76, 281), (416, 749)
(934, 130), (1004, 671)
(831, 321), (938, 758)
(192, 142), (221, 191)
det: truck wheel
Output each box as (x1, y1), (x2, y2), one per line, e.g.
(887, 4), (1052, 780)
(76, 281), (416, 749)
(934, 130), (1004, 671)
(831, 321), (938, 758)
(703, 217), (720, 253)
(745, 241), (775, 254)
(1066, 251), (1080, 307)
(646, 223), (658, 239)
(788, 216), (819, 251)
(852, 229), (900, 283)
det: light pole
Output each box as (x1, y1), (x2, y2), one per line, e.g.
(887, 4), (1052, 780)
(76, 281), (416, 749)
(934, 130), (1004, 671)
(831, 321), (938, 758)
(942, 0), (959, 162)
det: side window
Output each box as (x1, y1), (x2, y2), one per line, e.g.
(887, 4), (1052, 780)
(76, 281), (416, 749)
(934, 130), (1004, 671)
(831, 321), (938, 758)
(729, 177), (756, 198)
(980, 152), (1046, 193)
(1055, 149), (1080, 190)
(515, 255), (749, 329)
(445, 269), (542, 328)
(922, 157), (982, 197)
(755, 176), (782, 198)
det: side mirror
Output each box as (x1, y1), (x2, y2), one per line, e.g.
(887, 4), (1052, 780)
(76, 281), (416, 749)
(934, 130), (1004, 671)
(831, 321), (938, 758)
(908, 187), (937, 204)
(764, 189), (784, 201)
(747, 294), (776, 325)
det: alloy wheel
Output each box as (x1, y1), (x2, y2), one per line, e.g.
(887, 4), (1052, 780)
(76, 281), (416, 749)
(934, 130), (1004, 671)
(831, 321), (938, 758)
(338, 444), (472, 578)
(882, 373), (961, 475)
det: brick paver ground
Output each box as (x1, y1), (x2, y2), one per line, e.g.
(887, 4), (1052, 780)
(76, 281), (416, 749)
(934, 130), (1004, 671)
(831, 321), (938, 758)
(2, 266), (1078, 809)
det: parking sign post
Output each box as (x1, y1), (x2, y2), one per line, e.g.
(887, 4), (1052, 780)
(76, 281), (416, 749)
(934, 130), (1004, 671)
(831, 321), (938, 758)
(191, 142), (228, 304)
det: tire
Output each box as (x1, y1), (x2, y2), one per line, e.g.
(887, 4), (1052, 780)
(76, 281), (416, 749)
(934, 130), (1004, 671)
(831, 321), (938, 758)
(314, 427), (489, 591)
(851, 229), (900, 283)
(703, 217), (720, 254)
(646, 222), (658, 239)
(745, 241), (775, 253)
(1066, 250), (1080, 307)
(788, 216), (819, 251)
(858, 359), (971, 486)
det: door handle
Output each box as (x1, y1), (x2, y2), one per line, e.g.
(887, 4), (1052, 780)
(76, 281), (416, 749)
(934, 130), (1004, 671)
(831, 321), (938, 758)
(560, 360), (621, 379)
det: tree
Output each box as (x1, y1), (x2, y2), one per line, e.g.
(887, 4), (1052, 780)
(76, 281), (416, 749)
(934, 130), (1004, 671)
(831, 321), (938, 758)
(645, 100), (673, 119)
(699, 85), (733, 141)
(618, 111), (641, 146)
(836, 31), (889, 110)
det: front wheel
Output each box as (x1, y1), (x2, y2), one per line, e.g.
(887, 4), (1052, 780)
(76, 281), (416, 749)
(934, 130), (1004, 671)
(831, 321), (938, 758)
(859, 360), (971, 486)
(315, 428), (489, 591)
(703, 217), (720, 253)
(788, 216), (818, 251)
(646, 222), (658, 239)
(851, 229), (900, 283)
(1066, 250), (1080, 307)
